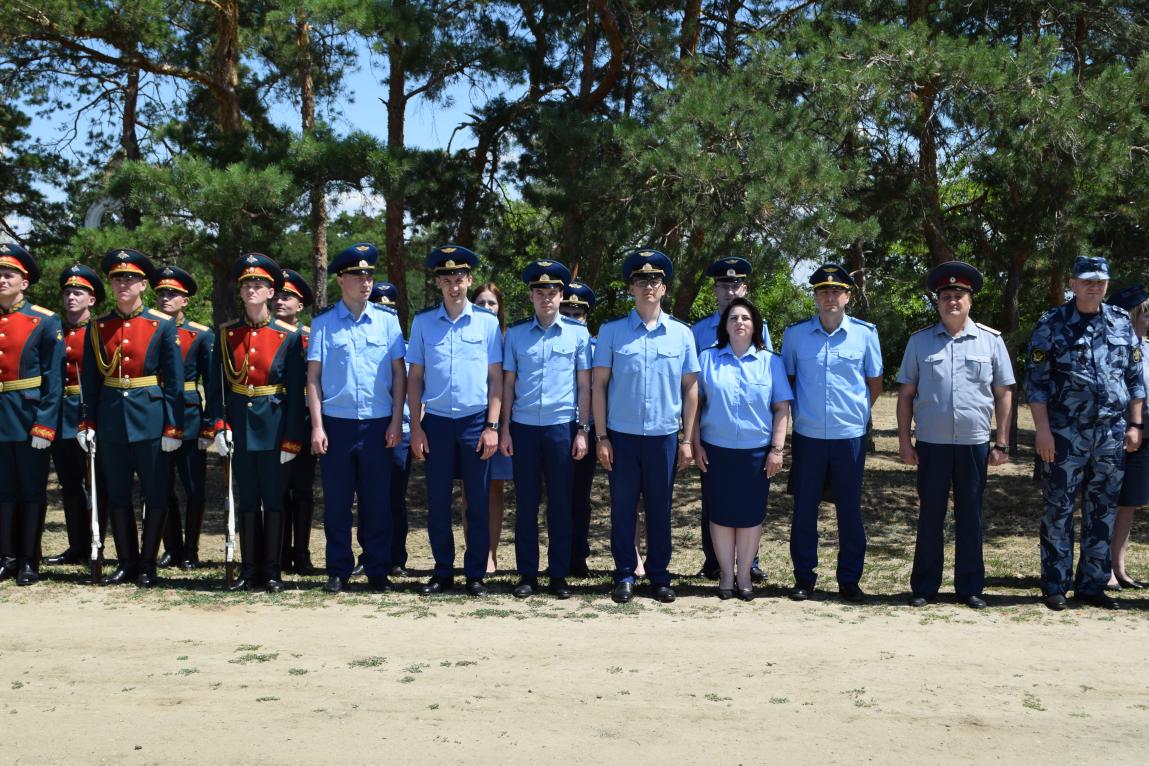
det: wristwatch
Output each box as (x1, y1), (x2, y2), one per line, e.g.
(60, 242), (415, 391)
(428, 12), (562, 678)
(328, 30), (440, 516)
(991, 444), (1008, 452)
(485, 421), (498, 431)
(577, 422), (592, 433)
(1129, 423), (1144, 430)
(769, 445), (784, 456)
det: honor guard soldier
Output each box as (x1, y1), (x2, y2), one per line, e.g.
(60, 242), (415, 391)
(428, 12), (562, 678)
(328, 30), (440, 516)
(781, 264), (882, 603)
(207, 253), (306, 592)
(592, 249), (700, 604)
(896, 262), (1015, 609)
(152, 265), (214, 570)
(275, 268), (318, 575)
(691, 256), (771, 581)
(500, 260), (592, 598)
(0, 244), (64, 585)
(407, 245), (503, 597)
(370, 280), (413, 576)
(45, 264), (107, 568)
(1025, 256), (1144, 611)
(559, 280), (598, 577)
(79, 248), (184, 587)
(307, 246), (406, 593)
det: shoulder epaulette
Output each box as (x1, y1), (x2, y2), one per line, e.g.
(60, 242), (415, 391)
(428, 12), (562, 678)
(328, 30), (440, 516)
(509, 316), (533, 328)
(784, 318), (810, 331)
(301, 325), (310, 334)
(186, 320), (210, 332)
(667, 314), (690, 326)
(273, 319), (296, 332)
(146, 308), (172, 320)
(415, 304), (439, 316)
(312, 303), (335, 318)
(767, 348), (782, 356)
(975, 322), (1002, 336)
(1106, 304), (1130, 318)
(473, 304), (496, 317)
(910, 324), (935, 337)
(219, 318), (240, 330)
(374, 304), (397, 315)
(30, 304), (55, 317)
(600, 315), (627, 326)
(559, 315), (586, 328)
(850, 316), (876, 330)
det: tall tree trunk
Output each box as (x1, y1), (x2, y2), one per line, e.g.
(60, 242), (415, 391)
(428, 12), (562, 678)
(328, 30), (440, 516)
(385, 12), (409, 326)
(297, 10), (329, 308)
(120, 64), (142, 230)
(210, 0), (244, 326)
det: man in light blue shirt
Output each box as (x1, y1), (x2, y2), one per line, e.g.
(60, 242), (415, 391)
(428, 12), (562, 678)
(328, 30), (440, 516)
(781, 264), (882, 603)
(500, 260), (591, 599)
(307, 244), (406, 594)
(592, 249), (700, 604)
(559, 281), (599, 577)
(897, 262), (1014, 610)
(407, 245), (503, 596)
(690, 256), (771, 580)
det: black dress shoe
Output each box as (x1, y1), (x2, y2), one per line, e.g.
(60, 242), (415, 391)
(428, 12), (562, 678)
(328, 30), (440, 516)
(1044, 594), (1068, 611)
(0, 557), (18, 580)
(351, 562), (365, 577)
(136, 572), (156, 588)
(736, 587), (755, 602)
(717, 588), (734, 600)
(389, 565), (409, 578)
(750, 566), (768, 583)
(512, 577), (537, 599)
(1074, 591), (1120, 610)
(908, 595), (932, 607)
(101, 567), (137, 586)
(611, 581), (634, 604)
(465, 577), (488, 597)
(1105, 582), (1123, 592)
(1116, 576), (1145, 590)
(548, 578), (573, 599)
(418, 575), (455, 595)
(16, 563), (39, 586)
(228, 577), (254, 592)
(294, 556), (316, 576)
(652, 585), (676, 603)
(963, 595), (988, 610)
(265, 578), (285, 593)
(323, 576), (348, 594)
(367, 576), (394, 593)
(789, 582), (814, 601)
(180, 557), (201, 571)
(695, 566), (720, 581)
(569, 560), (591, 578)
(44, 549), (81, 566)
(839, 583), (866, 604)
(157, 552), (174, 568)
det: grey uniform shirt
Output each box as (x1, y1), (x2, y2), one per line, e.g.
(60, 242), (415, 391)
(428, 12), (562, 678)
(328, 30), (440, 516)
(897, 319), (1015, 445)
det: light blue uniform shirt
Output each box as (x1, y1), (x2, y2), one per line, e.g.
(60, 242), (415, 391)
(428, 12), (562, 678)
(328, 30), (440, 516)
(307, 301), (406, 420)
(504, 314), (592, 426)
(781, 313), (883, 440)
(897, 319), (1015, 445)
(407, 301), (502, 419)
(692, 311), (773, 353)
(593, 309), (700, 437)
(698, 345), (793, 449)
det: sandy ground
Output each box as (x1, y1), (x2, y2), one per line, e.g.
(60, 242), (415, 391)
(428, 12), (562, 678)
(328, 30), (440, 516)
(4, 395), (1149, 763)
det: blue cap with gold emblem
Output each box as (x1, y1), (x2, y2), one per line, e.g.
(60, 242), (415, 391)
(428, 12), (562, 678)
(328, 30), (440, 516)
(152, 264), (198, 297)
(621, 249), (673, 282)
(1072, 256), (1110, 281)
(370, 281), (399, 306)
(281, 269), (314, 307)
(230, 252), (284, 291)
(100, 248), (157, 282)
(522, 259), (572, 289)
(562, 281), (597, 312)
(926, 260), (983, 295)
(1107, 284), (1148, 312)
(331, 243), (378, 276)
(0, 242), (40, 284)
(705, 256), (751, 283)
(809, 263), (856, 291)
(426, 244), (479, 274)
(60, 263), (105, 302)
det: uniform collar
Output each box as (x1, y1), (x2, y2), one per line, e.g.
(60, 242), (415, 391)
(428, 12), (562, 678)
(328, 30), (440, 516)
(438, 300), (474, 323)
(335, 300), (372, 323)
(115, 304), (144, 320)
(934, 318), (977, 338)
(530, 314), (563, 333)
(243, 314), (271, 329)
(628, 308), (667, 329)
(0, 297), (26, 315)
(717, 343), (759, 361)
(64, 315), (91, 330)
(810, 312), (852, 336)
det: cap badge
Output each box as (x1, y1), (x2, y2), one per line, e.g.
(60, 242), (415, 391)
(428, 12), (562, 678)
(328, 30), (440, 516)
(441, 247), (457, 254)
(0, 245), (9, 254)
(949, 276), (956, 284)
(639, 250), (654, 258)
(355, 245), (369, 252)
(117, 251), (129, 260)
(537, 260), (552, 267)
(246, 254), (258, 263)
(358, 259), (368, 268)
(640, 263), (654, 272)
(725, 259), (737, 264)
(726, 269), (737, 277)
(824, 266), (837, 273)
(445, 260), (457, 268)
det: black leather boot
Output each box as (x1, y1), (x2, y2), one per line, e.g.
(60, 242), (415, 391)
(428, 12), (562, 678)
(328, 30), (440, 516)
(0, 502), (18, 580)
(139, 500), (169, 583)
(159, 489), (183, 567)
(263, 512), (285, 593)
(228, 512), (261, 591)
(181, 497), (205, 569)
(102, 506), (139, 585)
(292, 493), (316, 575)
(16, 502), (46, 585)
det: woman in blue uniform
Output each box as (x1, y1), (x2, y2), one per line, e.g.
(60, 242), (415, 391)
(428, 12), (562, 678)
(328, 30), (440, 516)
(693, 298), (792, 600)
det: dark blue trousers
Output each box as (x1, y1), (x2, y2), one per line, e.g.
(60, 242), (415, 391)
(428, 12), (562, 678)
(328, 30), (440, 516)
(422, 412), (490, 579)
(790, 432), (866, 586)
(390, 432), (412, 568)
(511, 421), (575, 578)
(607, 430), (677, 586)
(319, 416), (393, 579)
(102, 438), (171, 571)
(911, 441), (988, 597)
(569, 431), (596, 566)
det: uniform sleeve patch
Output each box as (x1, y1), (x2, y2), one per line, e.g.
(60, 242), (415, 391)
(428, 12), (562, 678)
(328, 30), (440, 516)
(1134, 347), (1142, 363)
(1031, 348), (1047, 364)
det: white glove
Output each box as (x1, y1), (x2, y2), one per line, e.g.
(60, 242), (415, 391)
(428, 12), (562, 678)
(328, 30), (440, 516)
(197, 437), (213, 451)
(161, 436), (182, 452)
(280, 450), (297, 464)
(214, 430), (234, 457)
(77, 429), (96, 453)
(30, 436), (51, 450)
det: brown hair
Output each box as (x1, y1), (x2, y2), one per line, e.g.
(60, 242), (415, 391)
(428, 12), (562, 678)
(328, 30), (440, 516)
(471, 282), (505, 332)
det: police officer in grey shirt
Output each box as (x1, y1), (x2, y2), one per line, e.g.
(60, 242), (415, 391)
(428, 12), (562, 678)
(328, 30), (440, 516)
(897, 262), (1014, 609)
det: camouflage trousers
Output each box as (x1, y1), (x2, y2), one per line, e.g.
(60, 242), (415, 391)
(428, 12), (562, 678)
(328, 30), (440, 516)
(1039, 420), (1126, 596)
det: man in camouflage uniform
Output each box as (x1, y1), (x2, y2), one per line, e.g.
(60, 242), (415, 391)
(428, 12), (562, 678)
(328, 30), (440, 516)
(1025, 256), (1144, 611)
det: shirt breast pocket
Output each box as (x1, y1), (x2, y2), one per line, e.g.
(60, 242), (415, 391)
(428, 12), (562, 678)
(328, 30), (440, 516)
(460, 330), (486, 362)
(615, 345), (643, 375)
(962, 354), (992, 385)
(365, 334), (389, 365)
(549, 342), (576, 368)
(831, 348), (863, 377)
(331, 335), (351, 365)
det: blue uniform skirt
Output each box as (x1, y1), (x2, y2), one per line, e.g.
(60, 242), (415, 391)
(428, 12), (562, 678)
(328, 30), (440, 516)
(1118, 440), (1149, 507)
(455, 451), (514, 482)
(701, 441), (770, 528)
